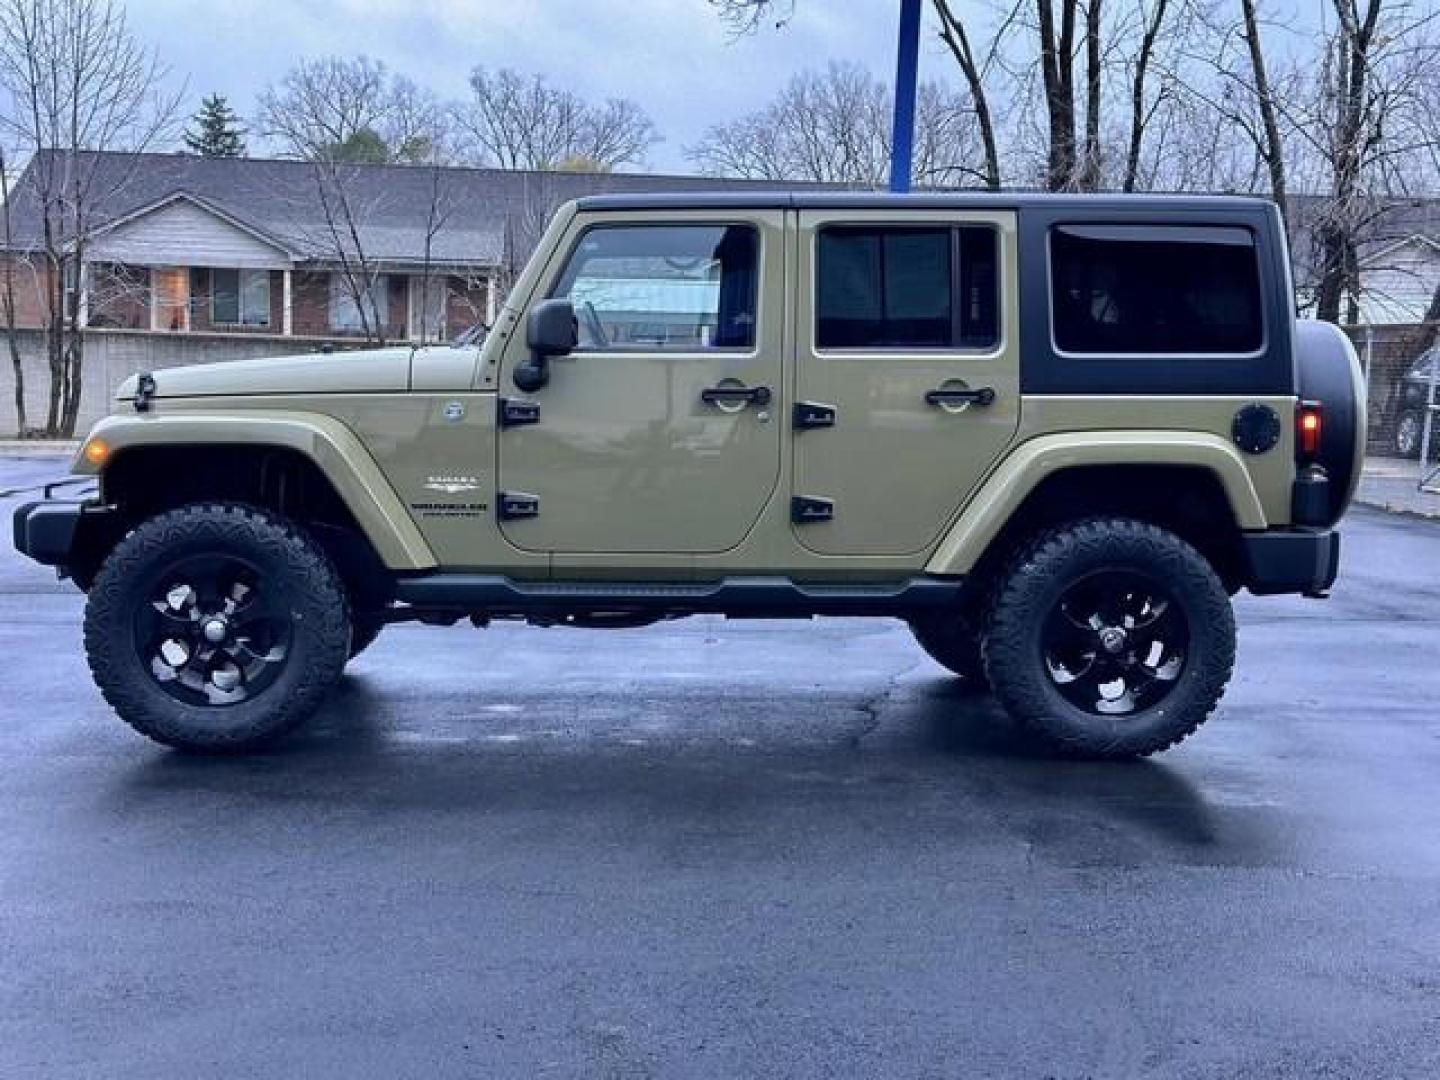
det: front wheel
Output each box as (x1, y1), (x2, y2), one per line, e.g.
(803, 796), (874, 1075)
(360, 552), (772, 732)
(983, 518), (1235, 758)
(84, 503), (351, 752)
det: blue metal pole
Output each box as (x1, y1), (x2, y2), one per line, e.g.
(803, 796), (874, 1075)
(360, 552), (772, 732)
(889, 0), (922, 193)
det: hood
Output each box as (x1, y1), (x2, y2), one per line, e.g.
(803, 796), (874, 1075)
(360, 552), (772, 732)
(114, 346), (416, 402)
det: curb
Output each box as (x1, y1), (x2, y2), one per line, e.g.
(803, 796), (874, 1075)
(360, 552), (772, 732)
(0, 442), (78, 458)
(1353, 494), (1440, 522)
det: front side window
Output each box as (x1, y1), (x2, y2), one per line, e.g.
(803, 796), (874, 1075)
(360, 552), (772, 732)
(816, 225), (998, 350)
(211, 268), (270, 326)
(331, 273), (388, 332)
(552, 224), (759, 350)
(1050, 225), (1263, 355)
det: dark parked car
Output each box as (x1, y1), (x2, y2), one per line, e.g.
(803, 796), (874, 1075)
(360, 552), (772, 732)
(1391, 346), (1439, 458)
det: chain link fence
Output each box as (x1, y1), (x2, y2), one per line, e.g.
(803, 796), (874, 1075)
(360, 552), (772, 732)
(1342, 322), (1439, 491)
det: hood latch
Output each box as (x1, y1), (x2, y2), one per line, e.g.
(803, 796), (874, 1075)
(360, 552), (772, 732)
(134, 372), (156, 412)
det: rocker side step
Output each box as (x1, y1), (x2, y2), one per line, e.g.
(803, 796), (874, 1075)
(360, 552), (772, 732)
(391, 574), (964, 618)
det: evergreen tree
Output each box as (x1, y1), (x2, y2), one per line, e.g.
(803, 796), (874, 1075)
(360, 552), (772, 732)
(184, 94), (247, 158)
(325, 127), (390, 164)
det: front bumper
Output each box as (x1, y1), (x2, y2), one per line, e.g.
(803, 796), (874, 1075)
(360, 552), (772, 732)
(1242, 528), (1341, 598)
(12, 491), (118, 583)
(13, 499), (87, 566)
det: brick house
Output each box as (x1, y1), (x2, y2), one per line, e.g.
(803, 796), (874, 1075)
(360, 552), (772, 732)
(1, 150), (778, 348)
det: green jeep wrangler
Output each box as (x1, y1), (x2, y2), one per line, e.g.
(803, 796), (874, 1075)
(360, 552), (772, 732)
(14, 193), (1364, 757)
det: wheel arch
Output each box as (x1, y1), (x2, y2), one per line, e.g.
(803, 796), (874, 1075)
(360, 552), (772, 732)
(927, 433), (1267, 590)
(77, 413), (435, 578)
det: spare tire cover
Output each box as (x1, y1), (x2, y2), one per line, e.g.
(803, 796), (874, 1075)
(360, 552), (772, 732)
(1294, 320), (1366, 525)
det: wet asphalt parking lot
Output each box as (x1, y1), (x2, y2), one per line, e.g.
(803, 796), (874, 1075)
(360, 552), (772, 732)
(2, 453), (1440, 1078)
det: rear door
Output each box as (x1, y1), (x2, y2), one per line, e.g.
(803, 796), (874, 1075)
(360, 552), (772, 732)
(791, 209), (1020, 556)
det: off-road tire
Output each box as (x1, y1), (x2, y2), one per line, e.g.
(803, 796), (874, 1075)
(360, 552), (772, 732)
(84, 502), (351, 752)
(983, 518), (1235, 758)
(907, 613), (989, 688)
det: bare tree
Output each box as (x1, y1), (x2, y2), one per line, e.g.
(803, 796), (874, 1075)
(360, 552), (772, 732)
(687, 61), (987, 186)
(386, 75), (454, 165)
(708, 0), (794, 33)
(1298, 1), (1437, 322)
(1238, 0), (1288, 214)
(308, 161), (389, 346)
(496, 173), (570, 304)
(452, 68), (657, 171)
(259, 56), (449, 164)
(1120, 0), (1170, 191)
(1, 143), (27, 435)
(1031, 2), (1076, 188)
(931, 0), (1011, 189)
(1164, 1), (1300, 200)
(415, 166), (453, 343)
(708, 0), (1183, 193)
(0, 0), (178, 436)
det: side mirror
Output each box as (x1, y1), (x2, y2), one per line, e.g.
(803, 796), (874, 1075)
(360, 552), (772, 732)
(515, 298), (577, 392)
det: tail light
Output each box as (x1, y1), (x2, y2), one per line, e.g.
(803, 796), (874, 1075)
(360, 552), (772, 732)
(1297, 400), (1323, 461)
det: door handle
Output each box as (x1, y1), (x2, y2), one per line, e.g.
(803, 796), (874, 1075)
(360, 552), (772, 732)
(925, 386), (996, 408)
(701, 384), (771, 407)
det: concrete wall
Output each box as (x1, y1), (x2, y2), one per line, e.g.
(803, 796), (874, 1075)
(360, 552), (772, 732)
(0, 328), (365, 437)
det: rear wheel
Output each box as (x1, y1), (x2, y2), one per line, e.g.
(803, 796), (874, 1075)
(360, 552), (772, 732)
(84, 503), (350, 752)
(983, 518), (1235, 758)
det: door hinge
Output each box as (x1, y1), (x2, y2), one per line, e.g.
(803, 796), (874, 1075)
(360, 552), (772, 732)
(498, 396), (541, 428)
(791, 496), (835, 524)
(793, 401), (836, 429)
(497, 491), (540, 520)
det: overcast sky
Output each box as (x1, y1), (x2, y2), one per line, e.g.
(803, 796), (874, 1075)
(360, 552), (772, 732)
(125, 0), (954, 172)
(125, 0), (1327, 175)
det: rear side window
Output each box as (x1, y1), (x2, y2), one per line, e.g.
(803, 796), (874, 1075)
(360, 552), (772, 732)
(1050, 225), (1263, 355)
(816, 225), (998, 350)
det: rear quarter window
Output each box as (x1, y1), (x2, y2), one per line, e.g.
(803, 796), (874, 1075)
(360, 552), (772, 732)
(1050, 225), (1263, 355)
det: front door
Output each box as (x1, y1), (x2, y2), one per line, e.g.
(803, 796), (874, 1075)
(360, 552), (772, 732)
(791, 210), (1021, 556)
(496, 212), (784, 555)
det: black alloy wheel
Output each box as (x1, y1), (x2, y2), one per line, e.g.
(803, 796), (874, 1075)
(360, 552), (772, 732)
(134, 553), (293, 707)
(1040, 569), (1187, 717)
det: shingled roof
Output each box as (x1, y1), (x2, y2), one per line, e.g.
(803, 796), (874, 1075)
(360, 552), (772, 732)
(6, 150), (1436, 282)
(1, 150), (804, 267)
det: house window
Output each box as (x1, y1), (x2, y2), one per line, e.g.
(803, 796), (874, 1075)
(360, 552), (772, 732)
(150, 267), (191, 332)
(211, 268), (270, 326)
(409, 274), (448, 342)
(330, 273), (388, 332)
(1049, 225), (1263, 355)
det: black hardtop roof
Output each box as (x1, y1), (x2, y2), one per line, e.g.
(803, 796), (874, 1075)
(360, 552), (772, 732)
(573, 191), (1279, 213)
